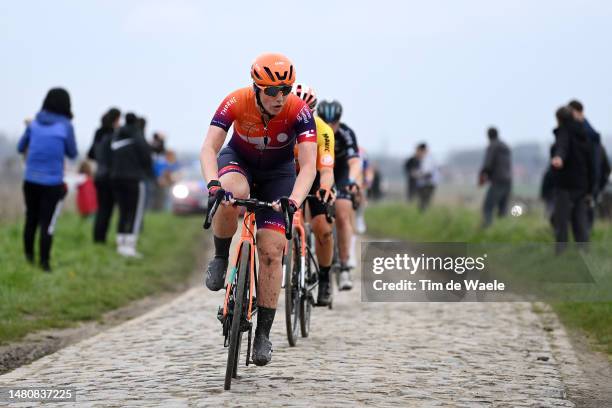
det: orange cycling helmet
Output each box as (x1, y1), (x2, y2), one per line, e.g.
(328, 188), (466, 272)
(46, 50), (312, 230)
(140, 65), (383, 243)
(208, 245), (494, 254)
(251, 53), (296, 87)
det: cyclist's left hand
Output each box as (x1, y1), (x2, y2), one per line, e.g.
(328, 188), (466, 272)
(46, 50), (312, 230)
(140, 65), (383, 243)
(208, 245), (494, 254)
(316, 188), (336, 204)
(346, 181), (360, 195)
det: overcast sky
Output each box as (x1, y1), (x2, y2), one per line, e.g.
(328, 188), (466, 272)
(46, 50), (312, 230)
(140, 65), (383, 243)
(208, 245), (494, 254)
(1, 0), (611, 159)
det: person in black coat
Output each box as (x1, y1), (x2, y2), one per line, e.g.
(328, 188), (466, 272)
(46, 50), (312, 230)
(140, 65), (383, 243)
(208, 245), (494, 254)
(479, 127), (512, 228)
(88, 108), (121, 243)
(404, 143), (427, 201)
(568, 100), (611, 230)
(550, 106), (594, 253)
(110, 112), (152, 257)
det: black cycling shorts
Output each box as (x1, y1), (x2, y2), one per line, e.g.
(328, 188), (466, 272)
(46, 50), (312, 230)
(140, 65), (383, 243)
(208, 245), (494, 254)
(218, 146), (296, 234)
(334, 159), (353, 201)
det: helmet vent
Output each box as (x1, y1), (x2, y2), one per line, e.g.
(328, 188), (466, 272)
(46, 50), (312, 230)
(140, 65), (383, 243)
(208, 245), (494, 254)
(263, 67), (275, 81)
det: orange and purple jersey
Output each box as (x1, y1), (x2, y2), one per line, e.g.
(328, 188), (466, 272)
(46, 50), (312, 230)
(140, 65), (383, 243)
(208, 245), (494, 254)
(211, 87), (317, 169)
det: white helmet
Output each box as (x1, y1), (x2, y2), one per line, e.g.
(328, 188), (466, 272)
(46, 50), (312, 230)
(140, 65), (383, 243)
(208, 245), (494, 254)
(292, 83), (317, 110)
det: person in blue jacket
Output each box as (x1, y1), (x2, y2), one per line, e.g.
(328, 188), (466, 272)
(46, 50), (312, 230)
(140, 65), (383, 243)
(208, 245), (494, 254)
(17, 88), (78, 272)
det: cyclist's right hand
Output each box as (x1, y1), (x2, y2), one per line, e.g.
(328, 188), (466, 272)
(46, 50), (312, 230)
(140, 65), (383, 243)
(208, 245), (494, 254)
(208, 180), (222, 197)
(207, 180), (234, 206)
(272, 197), (298, 214)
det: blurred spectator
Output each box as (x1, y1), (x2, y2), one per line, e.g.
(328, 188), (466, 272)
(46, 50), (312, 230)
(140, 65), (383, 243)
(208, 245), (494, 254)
(405, 143), (438, 211)
(367, 164), (383, 201)
(150, 132), (166, 155)
(16, 87), (77, 272)
(550, 106), (593, 254)
(418, 146), (439, 211)
(355, 146), (371, 234)
(88, 108), (121, 243)
(110, 112), (152, 257)
(479, 127), (512, 228)
(540, 146), (555, 225)
(568, 100), (611, 230)
(403, 144), (424, 201)
(137, 116), (147, 134)
(144, 129), (164, 211)
(151, 149), (180, 211)
(76, 161), (97, 218)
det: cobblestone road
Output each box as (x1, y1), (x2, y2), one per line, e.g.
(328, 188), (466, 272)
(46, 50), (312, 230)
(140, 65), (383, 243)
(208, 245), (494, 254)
(1, 242), (584, 407)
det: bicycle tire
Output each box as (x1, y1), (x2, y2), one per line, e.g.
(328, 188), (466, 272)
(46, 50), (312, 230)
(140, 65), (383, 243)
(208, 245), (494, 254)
(300, 234), (315, 337)
(232, 334), (241, 379)
(284, 232), (300, 346)
(224, 242), (250, 390)
(331, 225), (340, 289)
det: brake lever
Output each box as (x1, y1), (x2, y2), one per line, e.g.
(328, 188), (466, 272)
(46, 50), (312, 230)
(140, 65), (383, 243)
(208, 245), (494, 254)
(280, 197), (294, 240)
(203, 189), (225, 229)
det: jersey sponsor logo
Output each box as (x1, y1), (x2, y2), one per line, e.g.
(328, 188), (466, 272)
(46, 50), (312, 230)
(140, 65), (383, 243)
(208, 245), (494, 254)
(211, 119), (228, 128)
(236, 131), (293, 150)
(111, 138), (134, 150)
(220, 96), (237, 116)
(323, 132), (331, 152)
(276, 133), (288, 143)
(262, 219), (285, 232)
(297, 105), (311, 124)
(299, 129), (316, 140)
(321, 154), (334, 166)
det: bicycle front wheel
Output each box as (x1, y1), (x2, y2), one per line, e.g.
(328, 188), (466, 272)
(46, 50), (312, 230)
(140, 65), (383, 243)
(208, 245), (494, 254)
(284, 232), (300, 347)
(224, 242), (250, 391)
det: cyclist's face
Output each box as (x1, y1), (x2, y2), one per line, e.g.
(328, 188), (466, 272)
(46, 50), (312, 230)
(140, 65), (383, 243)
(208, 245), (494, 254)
(329, 121), (340, 133)
(259, 90), (288, 115)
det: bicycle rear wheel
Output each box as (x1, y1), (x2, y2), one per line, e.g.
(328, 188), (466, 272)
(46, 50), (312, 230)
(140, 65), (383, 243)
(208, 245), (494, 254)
(224, 242), (250, 391)
(284, 232), (300, 346)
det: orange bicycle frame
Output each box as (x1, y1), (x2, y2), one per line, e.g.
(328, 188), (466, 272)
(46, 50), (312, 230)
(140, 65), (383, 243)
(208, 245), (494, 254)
(222, 212), (258, 320)
(289, 208), (307, 257)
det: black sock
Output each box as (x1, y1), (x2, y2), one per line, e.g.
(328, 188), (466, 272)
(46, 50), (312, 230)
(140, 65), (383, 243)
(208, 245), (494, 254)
(318, 265), (331, 283)
(214, 236), (232, 259)
(255, 306), (276, 338)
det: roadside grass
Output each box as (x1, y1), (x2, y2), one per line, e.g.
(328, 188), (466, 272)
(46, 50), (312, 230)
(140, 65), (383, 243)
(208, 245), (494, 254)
(0, 212), (203, 344)
(365, 202), (612, 355)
